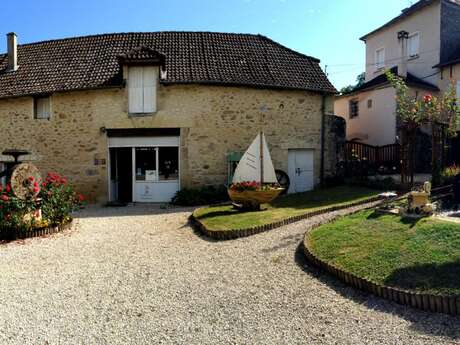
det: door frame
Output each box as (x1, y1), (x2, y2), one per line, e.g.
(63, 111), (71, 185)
(287, 148), (314, 194)
(107, 136), (181, 202)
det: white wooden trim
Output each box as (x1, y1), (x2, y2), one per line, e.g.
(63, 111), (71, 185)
(107, 147), (112, 202)
(108, 136), (180, 148)
(132, 147), (136, 202)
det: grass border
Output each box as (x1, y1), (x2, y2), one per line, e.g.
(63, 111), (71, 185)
(302, 213), (460, 316)
(190, 195), (382, 241)
(0, 219), (73, 242)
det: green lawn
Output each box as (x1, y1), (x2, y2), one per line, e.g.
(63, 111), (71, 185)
(193, 186), (380, 231)
(308, 210), (460, 296)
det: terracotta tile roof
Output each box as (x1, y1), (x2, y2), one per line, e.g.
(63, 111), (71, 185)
(0, 32), (336, 98)
(342, 66), (439, 96)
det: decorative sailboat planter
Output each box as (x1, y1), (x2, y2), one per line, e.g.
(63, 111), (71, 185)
(228, 132), (284, 210)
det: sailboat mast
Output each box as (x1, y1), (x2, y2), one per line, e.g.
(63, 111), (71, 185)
(260, 131), (264, 184)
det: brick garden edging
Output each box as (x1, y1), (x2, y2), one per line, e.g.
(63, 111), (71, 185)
(190, 195), (382, 241)
(0, 219), (73, 242)
(302, 217), (460, 316)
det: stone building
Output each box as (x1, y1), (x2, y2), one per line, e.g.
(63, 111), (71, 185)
(0, 32), (339, 203)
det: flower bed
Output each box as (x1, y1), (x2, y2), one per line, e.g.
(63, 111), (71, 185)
(0, 172), (84, 241)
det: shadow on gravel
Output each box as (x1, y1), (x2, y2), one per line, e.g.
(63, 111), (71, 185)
(294, 243), (460, 340)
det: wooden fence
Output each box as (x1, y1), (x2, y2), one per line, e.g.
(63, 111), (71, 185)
(345, 141), (401, 171)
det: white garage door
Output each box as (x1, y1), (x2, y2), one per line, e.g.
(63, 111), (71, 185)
(288, 149), (314, 194)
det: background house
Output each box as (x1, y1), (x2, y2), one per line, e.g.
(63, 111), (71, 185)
(335, 0), (460, 148)
(0, 32), (340, 203)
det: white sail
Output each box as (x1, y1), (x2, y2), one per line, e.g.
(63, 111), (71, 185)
(262, 134), (278, 183)
(232, 132), (278, 184)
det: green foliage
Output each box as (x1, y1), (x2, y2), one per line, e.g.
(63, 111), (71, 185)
(0, 172), (84, 236)
(171, 185), (228, 206)
(339, 72), (365, 95)
(0, 184), (37, 232)
(39, 172), (84, 225)
(386, 71), (460, 185)
(441, 164), (460, 185)
(309, 209), (460, 295)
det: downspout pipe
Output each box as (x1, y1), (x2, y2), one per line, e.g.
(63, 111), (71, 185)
(320, 93), (326, 186)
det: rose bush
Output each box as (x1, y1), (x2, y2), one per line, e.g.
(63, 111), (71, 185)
(0, 182), (37, 232)
(0, 172), (84, 236)
(39, 172), (84, 225)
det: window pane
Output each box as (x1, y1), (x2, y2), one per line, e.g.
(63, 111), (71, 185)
(158, 147), (179, 181)
(35, 97), (50, 119)
(135, 147), (157, 181)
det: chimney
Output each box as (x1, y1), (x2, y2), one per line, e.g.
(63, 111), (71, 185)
(397, 30), (408, 78)
(7, 32), (18, 72)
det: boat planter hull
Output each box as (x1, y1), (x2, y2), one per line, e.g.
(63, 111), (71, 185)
(228, 188), (284, 208)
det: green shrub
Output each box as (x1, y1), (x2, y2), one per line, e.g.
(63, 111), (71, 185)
(39, 172), (84, 225)
(0, 172), (84, 237)
(0, 183), (37, 232)
(441, 164), (460, 185)
(171, 185), (228, 206)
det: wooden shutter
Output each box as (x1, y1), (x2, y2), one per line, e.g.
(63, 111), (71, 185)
(408, 33), (419, 57)
(128, 67), (144, 113)
(143, 66), (156, 113)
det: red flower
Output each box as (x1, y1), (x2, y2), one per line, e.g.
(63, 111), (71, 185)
(42, 182), (47, 187)
(0, 195), (9, 201)
(78, 194), (85, 202)
(5, 184), (11, 193)
(33, 181), (39, 188)
(28, 176), (35, 182)
(33, 187), (39, 193)
(423, 94), (432, 103)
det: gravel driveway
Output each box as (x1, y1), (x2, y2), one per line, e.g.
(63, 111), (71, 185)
(0, 204), (459, 345)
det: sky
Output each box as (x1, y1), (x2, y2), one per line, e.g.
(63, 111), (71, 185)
(0, 0), (416, 90)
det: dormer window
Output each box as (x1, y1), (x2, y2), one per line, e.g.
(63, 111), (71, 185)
(128, 66), (158, 114)
(407, 32), (420, 58)
(34, 96), (51, 120)
(375, 48), (385, 70)
(118, 46), (165, 116)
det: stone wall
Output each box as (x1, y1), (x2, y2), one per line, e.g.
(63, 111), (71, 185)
(0, 84), (336, 203)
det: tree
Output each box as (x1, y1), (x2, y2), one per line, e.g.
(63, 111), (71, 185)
(340, 72), (366, 95)
(386, 71), (459, 186)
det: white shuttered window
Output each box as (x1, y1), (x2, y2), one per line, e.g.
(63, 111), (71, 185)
(407, 33), (420, 58)
(128, 66), (157, 113)
(375, 48), (385, 70)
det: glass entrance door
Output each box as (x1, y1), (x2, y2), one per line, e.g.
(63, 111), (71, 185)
(133, 146), (179, 202)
